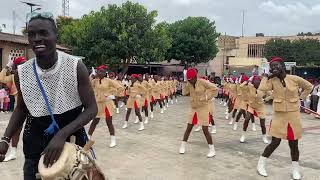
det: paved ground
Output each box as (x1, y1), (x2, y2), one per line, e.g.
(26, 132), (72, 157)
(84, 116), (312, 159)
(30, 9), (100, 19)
(0, 96), (320, 180)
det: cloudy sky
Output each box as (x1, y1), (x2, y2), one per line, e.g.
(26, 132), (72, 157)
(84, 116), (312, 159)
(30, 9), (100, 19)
(1, 0), (320, 36)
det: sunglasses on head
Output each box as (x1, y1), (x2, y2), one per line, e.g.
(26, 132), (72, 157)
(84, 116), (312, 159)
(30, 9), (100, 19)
(26, 12), (54, 24)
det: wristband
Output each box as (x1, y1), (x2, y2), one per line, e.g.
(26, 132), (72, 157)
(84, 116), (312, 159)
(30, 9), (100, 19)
(1, 136), (10, 143)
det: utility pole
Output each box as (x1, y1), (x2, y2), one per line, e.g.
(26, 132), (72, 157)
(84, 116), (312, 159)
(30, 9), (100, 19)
(13, 9), (16, 34)
(62, 0), (70, 17)
(222, 32), (226, 76)
(241, 10), (245, 37)
(21, 1), (41, 31)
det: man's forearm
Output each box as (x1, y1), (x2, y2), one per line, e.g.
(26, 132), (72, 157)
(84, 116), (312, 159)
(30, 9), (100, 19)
(58, 106), (97, 139)
(4, 109), (27, 139)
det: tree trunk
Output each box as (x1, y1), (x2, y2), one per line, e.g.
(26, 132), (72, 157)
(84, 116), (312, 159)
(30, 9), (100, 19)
(121, 58), (131, 74)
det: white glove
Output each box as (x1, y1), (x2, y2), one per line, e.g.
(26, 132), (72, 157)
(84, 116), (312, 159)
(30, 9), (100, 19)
(249, 76), (254, 82)
(6, 56), (14, 68)
(91, 67), (96, 76)
(136, 94), (142, 98)
(105, 95), (115, 100)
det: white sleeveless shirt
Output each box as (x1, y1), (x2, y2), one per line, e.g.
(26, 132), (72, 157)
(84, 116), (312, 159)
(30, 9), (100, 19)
(18, 50), (83, 117)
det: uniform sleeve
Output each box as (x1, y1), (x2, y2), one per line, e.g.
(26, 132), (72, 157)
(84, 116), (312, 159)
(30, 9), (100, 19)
(182, 82), (190, 96)
(139, 84), (147, 94)
(0, 68), (13, 84)
(204, 80), (218, 100)
(112, 80), (125, 95)
(295, 76), (313, 99)
(258, 77), (273, 92)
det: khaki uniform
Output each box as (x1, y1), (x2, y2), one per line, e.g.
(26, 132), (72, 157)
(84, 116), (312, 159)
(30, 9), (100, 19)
(238, 82), (250, 110)
(0, 68), (18, 108)
(127, 82), (147, 109)
(259, 75), (312, 140)
(141, 80), (152, 107)
(91, 78), (124, 118)
(173, 80), (178, 93)
(183, 79), (218, 126)
(115, 80), (125, 97)
(242, 83), (268, 119)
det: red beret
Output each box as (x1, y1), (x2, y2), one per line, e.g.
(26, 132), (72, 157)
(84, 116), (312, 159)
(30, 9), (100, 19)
(241, 75), (249, 83)
(232, 77), (237, 82)
(131, 74), (140, 78)
(186, 68), (197, 80)
(13, 57), (26, 65)
(96, 65), (108, 70)
(269, 57), (283, 64)
(252, 75), (261, 81)
(200, 76), (206, 80)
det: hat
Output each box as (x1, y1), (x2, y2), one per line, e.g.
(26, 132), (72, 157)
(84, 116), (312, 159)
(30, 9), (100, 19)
(269, 57), (283, 64)
(186, 68), (197, 80)
(96, 65), (108, 71)
(131, 74), (140, 78)
(240, 75), (249, 83)
(13, 57), (26, 65)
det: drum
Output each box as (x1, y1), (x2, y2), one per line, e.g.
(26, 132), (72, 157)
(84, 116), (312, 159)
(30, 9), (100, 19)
(38, 142), (105, 180)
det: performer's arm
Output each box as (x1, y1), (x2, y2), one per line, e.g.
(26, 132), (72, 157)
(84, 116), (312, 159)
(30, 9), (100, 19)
(205, 81), (218, 100)
(258, 77), (272, 92)
(0, 68), (13, 84)
(296, 76), (313, 100)
(182, 82), (190, 96)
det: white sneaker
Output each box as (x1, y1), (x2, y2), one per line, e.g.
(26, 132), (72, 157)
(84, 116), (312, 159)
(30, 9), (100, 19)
(164, 106), (166, 111)
(138, 122), (145, 131)
(160, 109), (164, 114)
(228, 118), (233, 125)
(166, 103), (169, 108)
(223, 102), (227, 106)
(134, 116), (139, 124)
(252, 123), (257, 131)
(119, 102), (124, 108)
(3, 148), (17, 162)
(220, 101), (223, 105)
(179, 141), (186, 154)
(125, 107), (128, 111)
(109, 136), (116, 148)
(194, 126), (201, 132)
(240, 132), (246, 143)
(257, 156), (268, 177)
(116, 108), (120, 114)
(122, 121), (128, 129)
(207, 144), (216, 158)
(233, 122), (238, 131)
(175, 99), (178, 103)
(171, 100), (174, 104)
(226, 114), (230, 120)
(150, 112), (154, 119)
(144, 117), (149, 124)
(262, 135), (269, 144)
(211, 126), (217, 134)
(292, 161), (301, 180)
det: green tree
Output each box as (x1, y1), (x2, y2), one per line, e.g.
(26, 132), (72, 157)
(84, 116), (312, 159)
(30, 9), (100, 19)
(56, 16), (77, 43)
(60, 1), (170, 73)
(264, 38), (320, 66)
(166, 17), (220, 65)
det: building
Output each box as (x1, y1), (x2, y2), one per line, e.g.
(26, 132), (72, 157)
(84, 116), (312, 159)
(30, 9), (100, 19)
(0, 32), (70, 69)
(209, 34), (320, 77)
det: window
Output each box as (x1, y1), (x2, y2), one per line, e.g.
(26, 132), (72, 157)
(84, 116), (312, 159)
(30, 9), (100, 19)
(247, 44), (265, 58)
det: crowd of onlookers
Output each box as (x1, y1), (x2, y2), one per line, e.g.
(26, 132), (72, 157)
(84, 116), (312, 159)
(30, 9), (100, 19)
(0, 83), (15, 113)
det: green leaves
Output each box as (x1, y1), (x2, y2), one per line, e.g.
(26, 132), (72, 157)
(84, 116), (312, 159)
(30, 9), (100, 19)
(166, 17), (219, 65)
(264, 38), (320, 66)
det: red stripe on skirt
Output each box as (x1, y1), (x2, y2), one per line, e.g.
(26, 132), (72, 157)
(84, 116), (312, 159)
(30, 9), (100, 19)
(287, 123), (295, 140)
(134, 101), (139, 109)
(144, 99), (148, 107)
(192, 112), (198, 125)
(105, 107), (111, 119)
(151, 96), (156, 103)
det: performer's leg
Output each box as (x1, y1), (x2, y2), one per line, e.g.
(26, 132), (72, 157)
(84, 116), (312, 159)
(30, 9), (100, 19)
(289, 140), (301, 179)
(143, 105), (149, 124)
(88, 118), (100, 136)
(106, 116), (116, 147)
(202, 126), (216, 157)
(210, 115), (216, 134)
(23, 158), (40, 180)
(179, 123), (194, 154)
(135, 108), (144, 131)
(240, 112), (252, 143)
(262, 137), (281, 157)
(4, 126), (22, 162)
(234, 109), (245, 130)
(125, 109), (132, 122)
(257, 137), (281, 177)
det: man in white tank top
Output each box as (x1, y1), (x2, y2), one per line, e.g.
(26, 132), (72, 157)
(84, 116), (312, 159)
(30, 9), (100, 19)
(0, 12), (97, 179)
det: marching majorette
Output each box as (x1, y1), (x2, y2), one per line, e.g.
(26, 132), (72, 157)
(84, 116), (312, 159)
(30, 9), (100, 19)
(226, 77), (239, 124)
(239, 75), (272, 144)
(179, 69), (218, 158)
(256, 57), (313, 180)
(109, 72), (125, 114)
(172, 76), (179, 103)
(0, 57), (26, 162)
(150, 75), (164, 115)
(122, 74), (147, 131)
(233, 75), (253, 131)
(88, 65), (124, 148)
(139, 74), (152, 124)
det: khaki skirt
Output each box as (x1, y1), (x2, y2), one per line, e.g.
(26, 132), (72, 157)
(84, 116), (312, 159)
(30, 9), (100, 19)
(269, 111), (302, 140)
(96, 100), (115, 118)
(188, 106), (210, 126)
(127, 97), (141, 109)
(247, 106), (266, 119)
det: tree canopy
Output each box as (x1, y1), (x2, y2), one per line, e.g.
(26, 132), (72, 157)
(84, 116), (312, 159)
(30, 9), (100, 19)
(264, 38), (320, 66)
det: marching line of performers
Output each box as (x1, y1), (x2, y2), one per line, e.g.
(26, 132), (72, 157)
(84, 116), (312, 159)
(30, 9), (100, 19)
(88, 65), (180, 148)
